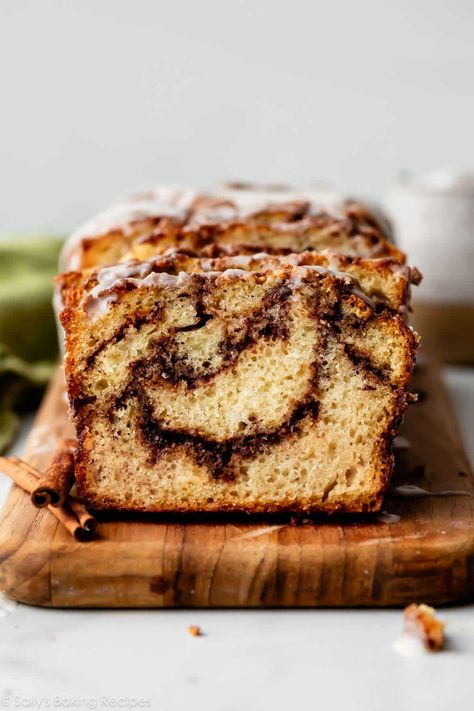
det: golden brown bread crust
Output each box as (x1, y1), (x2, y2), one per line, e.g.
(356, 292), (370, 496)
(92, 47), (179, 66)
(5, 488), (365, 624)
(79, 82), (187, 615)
(62, 184), (405, 271)
(57, 248), (417, 316)
(59, 254), (419, 514)
(195, 242), (420, 283)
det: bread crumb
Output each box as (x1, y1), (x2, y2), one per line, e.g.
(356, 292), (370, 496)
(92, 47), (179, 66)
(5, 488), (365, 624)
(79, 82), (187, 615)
(403, 603), (445, 651)
(188, 625), (203, 637)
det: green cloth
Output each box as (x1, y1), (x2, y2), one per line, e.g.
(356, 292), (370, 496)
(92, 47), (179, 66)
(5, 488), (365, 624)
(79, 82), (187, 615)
(0, 236), (63, 452)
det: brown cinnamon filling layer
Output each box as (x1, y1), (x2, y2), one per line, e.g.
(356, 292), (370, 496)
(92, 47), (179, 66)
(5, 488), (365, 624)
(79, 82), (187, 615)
(134, 391), (321, 480)
(86, 305), (164, 368)
(127, 294), (292, 389)
(78, 275), (390, 414)
(343, 344), (390, 384)
(86, 280), (294, 385)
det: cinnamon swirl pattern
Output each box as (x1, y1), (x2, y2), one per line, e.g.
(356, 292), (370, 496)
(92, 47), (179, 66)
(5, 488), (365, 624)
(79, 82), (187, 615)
(59, 254), (419, 513)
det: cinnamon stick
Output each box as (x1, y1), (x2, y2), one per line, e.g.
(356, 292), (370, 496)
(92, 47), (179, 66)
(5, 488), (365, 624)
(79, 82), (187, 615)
(68, 497), (97, 534)
(17, 453), (95, 538)
(30, 438), (76, 508)
(0, 456), (95, 542)
(0, 457), (37, 493)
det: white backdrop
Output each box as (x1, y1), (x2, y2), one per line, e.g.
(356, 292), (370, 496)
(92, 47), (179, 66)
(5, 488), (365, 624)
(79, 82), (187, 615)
(1, 0), (473, 233)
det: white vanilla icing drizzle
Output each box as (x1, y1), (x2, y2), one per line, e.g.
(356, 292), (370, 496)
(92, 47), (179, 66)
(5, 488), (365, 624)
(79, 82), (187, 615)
(213, 185), (348, 219)
(60, 187), (196, 271)
(81, 246), (378, 320)
(61, 184), (352, 271)
(89, 261), (154, 295)
(137, 271), (192, 288)
(221, 253), (275, 268)
(281, 264), (376, 310)
(81, 259), (257, 319)
(82, 261), (156, 317)
(201, 253), (376, 309)
(201, 250), (409, 311)
(187, 203), (240, 226)
(215, 268), (251, 278)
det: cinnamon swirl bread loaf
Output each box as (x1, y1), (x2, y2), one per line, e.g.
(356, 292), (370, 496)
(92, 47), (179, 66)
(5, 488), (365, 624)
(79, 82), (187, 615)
(61, 183), (403, 271)
(58, 252), (419, 513)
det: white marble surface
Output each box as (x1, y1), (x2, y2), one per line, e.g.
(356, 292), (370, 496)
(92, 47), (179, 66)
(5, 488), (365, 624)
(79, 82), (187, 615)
(0, 367), (473, 711)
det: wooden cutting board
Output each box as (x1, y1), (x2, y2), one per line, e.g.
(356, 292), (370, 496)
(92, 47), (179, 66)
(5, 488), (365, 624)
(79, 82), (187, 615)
(0, 362), (473, 608)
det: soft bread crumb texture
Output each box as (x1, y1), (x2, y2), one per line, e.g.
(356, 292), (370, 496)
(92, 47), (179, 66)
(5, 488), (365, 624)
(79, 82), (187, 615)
(60, 257), (419, 514)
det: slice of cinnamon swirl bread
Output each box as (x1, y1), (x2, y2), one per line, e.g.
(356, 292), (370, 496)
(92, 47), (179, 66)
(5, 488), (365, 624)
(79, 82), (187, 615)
(190, 249), (420, 316)
(58, 253), (419, 513)
(61, 183), (403, 271)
